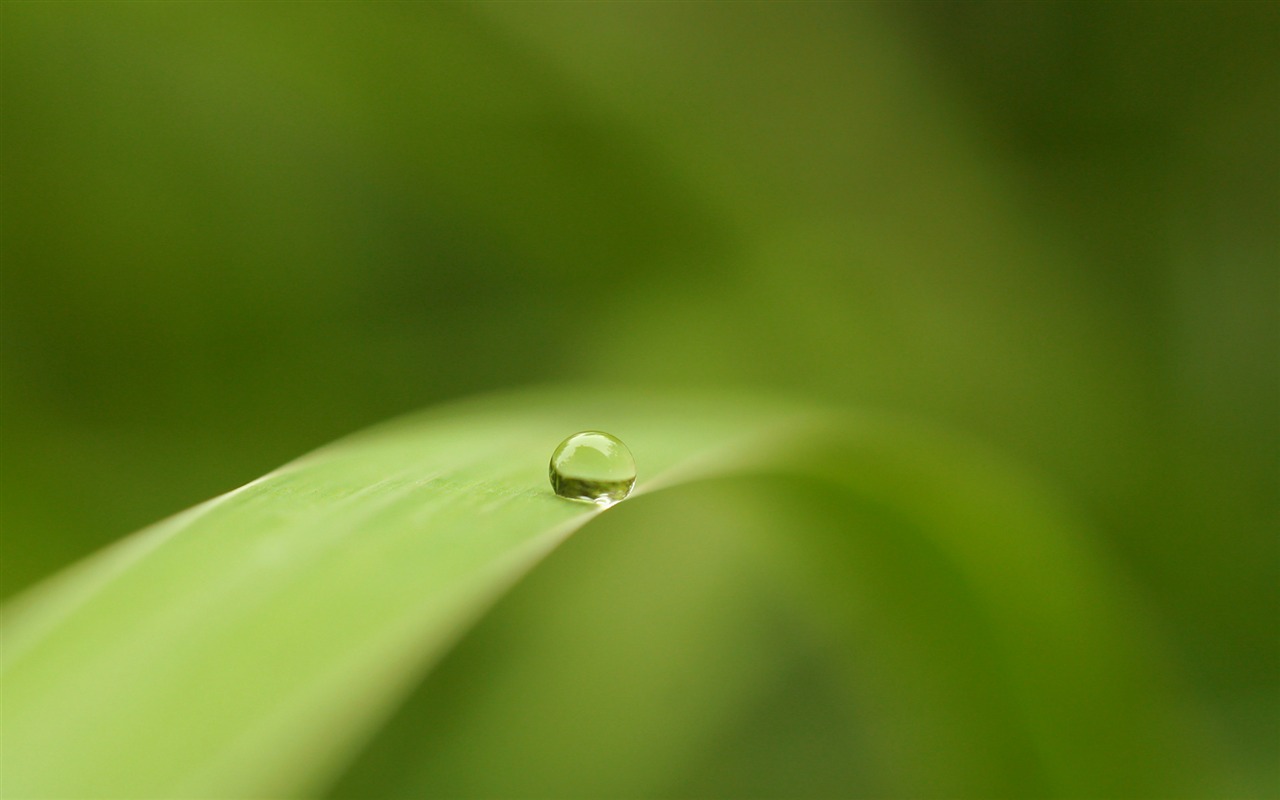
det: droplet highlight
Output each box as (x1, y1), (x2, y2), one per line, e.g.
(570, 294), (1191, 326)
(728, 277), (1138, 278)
(549, 431), (636, 506)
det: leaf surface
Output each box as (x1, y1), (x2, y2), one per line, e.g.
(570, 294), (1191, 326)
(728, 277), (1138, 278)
(0, 388), (1209, 797)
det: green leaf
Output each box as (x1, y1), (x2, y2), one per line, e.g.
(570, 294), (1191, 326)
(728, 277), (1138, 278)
(0, 388), (1214, 797)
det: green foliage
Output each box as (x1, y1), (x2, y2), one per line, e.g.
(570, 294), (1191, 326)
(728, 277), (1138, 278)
(1, 390), (1213, 797)
(2, 1), (1276, 796)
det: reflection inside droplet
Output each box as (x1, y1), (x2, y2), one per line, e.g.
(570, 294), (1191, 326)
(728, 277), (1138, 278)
(549, 431), (636, 506)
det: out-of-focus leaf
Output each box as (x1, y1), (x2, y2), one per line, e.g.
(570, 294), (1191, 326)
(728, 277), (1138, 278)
(329, 416), (1216, 798)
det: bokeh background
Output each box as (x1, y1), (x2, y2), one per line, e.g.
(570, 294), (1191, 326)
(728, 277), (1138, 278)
(2, 1), (1276, 794)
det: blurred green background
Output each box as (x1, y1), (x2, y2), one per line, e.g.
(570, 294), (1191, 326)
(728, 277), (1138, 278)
(2, 0), (1276, 794)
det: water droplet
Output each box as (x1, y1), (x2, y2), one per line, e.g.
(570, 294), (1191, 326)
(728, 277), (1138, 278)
(549, 431), (636, 506)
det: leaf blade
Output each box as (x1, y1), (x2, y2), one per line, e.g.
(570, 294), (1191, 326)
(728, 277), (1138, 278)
(0, 387), (1215, 797)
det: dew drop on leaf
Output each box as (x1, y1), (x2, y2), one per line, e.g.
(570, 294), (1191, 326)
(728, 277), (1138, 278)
(549, 431), (636, 506)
